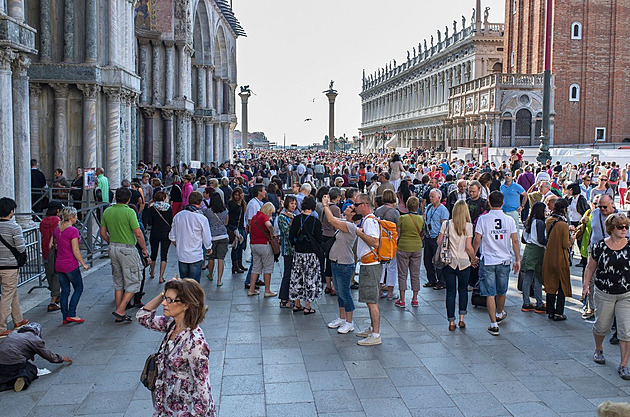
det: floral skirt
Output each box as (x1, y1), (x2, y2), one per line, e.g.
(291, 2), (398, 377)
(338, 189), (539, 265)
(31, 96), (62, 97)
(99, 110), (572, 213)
(289, 252), (322, 302)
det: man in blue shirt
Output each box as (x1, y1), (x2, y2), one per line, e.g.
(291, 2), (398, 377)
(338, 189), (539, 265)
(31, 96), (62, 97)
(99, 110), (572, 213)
(440, 159), (450, 176)
(500, 171), (527, 231)
(423, 189), (450, 290)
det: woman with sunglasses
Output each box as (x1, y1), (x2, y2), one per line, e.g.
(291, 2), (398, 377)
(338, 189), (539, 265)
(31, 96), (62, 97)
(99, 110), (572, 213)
(136, 279), (216, 416)
(591, 175), (614, 204)
(583, 213), (630, 380)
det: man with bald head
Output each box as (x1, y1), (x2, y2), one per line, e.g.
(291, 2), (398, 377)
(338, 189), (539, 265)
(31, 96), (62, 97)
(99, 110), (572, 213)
(446, 179), (468, 216)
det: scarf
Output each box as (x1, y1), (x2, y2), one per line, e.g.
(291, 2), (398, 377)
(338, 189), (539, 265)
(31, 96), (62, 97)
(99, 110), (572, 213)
(153, 201), (171, 211)
(184, 204), (203, 214)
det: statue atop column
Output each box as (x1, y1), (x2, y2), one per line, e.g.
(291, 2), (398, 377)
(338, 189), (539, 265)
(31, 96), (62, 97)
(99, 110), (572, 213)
(437, 30), (441, 44)
(325, 80), (336, 93)
(423, 39), (427, 52)
(471, 8), (475, 23)
(484, 7), (490, 24)
(453, 20), (457, 33)
(430, 35), (434, 48)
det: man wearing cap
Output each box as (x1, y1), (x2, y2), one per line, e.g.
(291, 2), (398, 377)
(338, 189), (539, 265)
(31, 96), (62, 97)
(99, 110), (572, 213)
(0, 322), (72, 392)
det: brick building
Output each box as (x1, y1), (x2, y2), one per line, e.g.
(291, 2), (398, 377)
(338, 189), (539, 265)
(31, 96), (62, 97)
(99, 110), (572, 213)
(503, 0), (630, 145)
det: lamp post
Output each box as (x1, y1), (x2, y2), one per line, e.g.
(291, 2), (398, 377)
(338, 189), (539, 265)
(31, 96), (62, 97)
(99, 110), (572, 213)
(537, 0), (552, 163)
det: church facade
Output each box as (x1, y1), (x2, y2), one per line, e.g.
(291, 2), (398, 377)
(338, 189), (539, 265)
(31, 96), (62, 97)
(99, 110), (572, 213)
(0, 0), (244, 220)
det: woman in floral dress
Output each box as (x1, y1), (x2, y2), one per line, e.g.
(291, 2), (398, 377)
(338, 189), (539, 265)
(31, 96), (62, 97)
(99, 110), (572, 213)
(136, 278), (216, 417)
(288, 195), (323, 314)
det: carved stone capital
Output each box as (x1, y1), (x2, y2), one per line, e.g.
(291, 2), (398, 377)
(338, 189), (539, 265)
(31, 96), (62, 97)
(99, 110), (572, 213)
(103, 87), (122, 101)
(77, 84), (100, 99)
(138, 38), (152, 46)
(141, 107), (156, 119)
(193, 116), (203, 126)
(11, 53), (30, 76)
(150, 39), (162, 47)
(29, 83), (43, 98)
(161, 109), (174, 120)
(164, 40), (175, 48)
(50, 83), (69, 98)
(0, 48), (16, 70)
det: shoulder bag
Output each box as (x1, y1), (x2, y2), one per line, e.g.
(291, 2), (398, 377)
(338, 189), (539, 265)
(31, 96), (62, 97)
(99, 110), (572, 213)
(141, 321), (176, 391)
(432, 220), (451, 269)
(253, 216), (280, 257)
(0, 233), (27, 267)
(408, 214), (422, 236)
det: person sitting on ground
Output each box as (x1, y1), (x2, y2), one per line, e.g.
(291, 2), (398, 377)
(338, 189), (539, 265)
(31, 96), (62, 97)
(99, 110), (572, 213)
(0, 322), (72, 392)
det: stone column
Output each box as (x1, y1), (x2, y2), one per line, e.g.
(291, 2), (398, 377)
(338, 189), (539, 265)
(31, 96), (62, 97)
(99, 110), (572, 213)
(216, 78), (223, 114)
(206, 65), (214, 110)
(40, 0), (52, 62)
(0, 49), (16, 200)
(325, 90), (338, 152)
(227, 122), (235, 163)
(51, 83), (69, 175)
(130, 97), (138, 168)
(177, 44), (193, 100)
(104, 88), (121, 187)
(194, 117), (204, 161)
(142, 107), (155, 164)
(164, 41), (175, 105)
(161, 109), (173, 167)
(122, 93), (132, 181)
(175, 110), (186, 165)
(77, 84), (99, 169)
(11, 53), (31, 224)
(185, 113), (192, 163)
(239, 90), (251, 152)
(196, 65), (206, 108)
(84, 0), (97, 63)
(152, 40), (160, 105)
(108, 0), (118, 65)
(214, 123), (222, 163)
(139, 39), (150, 104)
(204, 118), (213, 163)
(7, 0), (24, 21)
(29, 83), (42, 163)
(63, 0), (75, 62)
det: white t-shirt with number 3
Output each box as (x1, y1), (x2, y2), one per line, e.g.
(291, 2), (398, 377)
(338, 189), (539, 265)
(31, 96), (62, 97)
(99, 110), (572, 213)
(475, 210), (517, 266)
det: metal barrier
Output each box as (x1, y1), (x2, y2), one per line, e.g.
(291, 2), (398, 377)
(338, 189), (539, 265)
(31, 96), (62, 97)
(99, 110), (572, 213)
(17, 227), (46, 293)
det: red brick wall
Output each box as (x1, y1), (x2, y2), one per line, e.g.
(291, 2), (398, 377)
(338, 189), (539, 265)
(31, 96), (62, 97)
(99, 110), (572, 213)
(503, 0), (630, 145)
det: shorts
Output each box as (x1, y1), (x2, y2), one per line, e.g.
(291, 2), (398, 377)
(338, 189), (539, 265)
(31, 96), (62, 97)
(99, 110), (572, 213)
(209, 238), (229, 260)
(358, 263), (383, 304)
(251, 244), (274, 275)
(593, 288), (630, 341)
(109, 243), (142, 293)
(479, 258), (510, 297)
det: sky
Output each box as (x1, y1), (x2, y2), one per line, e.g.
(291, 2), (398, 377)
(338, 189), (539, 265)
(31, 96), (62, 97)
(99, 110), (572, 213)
(231, 0), (506, 147)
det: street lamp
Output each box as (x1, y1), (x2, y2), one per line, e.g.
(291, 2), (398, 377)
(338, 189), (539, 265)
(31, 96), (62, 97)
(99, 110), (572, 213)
(537, 0), (552, 163)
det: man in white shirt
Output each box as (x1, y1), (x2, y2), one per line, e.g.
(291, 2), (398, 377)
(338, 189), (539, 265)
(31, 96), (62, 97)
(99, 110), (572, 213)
(353, 193), (383, 346)
(169, 191), (212, 283)
(473, 191), (521, 336)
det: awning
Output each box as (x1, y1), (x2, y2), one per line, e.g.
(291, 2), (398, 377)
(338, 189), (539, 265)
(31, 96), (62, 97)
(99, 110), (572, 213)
(385, 133), (398, 149)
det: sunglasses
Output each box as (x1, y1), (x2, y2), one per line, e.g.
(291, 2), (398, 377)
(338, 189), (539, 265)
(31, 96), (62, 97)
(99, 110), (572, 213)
(599, 178), (608, 181)
(353, 202), (366, 207)
(161, 295), (181, 304)
(615, 225), (629, 231)
(598, 205), (610, 209)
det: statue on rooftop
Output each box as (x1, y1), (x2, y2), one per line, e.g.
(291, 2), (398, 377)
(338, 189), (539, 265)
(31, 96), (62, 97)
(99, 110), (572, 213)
(430, 35), (434, 48)
(424, 39), (427, 52)
(413, 47), (416, 57)
(437, 30), (441, 44)
(484, 7), (490, 23)
(462, 15), (466, 28)
(472, 8), (475, 23)
(445, 26), (449, 39)
(407, 50), (410, 61)
(453, 20), (457, 33)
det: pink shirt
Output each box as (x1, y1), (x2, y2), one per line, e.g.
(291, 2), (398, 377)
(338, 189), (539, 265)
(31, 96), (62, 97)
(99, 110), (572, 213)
(182, 182), (193, 207)
(54, 226), (80, 274)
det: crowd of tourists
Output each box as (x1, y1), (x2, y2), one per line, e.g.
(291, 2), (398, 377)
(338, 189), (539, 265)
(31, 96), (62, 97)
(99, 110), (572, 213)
(1, 147), (630, 415)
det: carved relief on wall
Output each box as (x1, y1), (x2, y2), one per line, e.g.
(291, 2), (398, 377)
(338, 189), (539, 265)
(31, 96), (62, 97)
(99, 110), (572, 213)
(174, 0), (193, 43)
(465, 97), (473, 113)
(480, 94), (489, 110)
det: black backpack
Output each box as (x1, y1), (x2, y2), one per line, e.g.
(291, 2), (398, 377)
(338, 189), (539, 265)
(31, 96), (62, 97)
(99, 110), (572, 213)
(610, 168), (619, 182)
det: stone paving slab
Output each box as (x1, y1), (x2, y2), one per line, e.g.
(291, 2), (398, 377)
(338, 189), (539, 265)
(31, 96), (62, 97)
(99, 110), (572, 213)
(2, 246), (628, 416)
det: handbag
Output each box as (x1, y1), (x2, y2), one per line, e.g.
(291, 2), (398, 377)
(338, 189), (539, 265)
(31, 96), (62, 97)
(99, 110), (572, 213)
(432, 220), (451, 269)
(0, 233), (27, 267)
(141, 322), (175, 391)
(320, 230), (339, 257)
(253, 217), (280, 256)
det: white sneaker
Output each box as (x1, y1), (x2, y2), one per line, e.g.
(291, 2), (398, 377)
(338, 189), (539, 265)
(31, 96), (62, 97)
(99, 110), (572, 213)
(337, 322), (355, 334)
(356, 327), (373, 338)
(357, 335), (382, 346)
(327, 318), (345, 329)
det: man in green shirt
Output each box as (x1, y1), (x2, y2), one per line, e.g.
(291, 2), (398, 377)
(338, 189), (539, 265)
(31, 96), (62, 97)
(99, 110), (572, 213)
(95, 167), (110, 203)
(100, 188), (148, 323)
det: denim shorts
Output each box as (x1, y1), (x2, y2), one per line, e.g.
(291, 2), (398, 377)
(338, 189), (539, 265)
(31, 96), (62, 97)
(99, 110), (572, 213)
(479, 258), (510, 297)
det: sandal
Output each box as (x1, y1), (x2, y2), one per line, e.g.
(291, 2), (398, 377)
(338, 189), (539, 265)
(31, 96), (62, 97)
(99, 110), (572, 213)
(159, 279), (165, 284)
(279, 300), (292, 309)
(292, 305), (304, 312)
(324, 287), (331, 294)
(304, 308), (316, 315)
(114, 314), (132, 323)
(217, 283), (223, 287)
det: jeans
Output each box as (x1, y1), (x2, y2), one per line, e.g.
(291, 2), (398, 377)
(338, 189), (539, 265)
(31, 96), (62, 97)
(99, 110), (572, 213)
(331, 262), (356, 313)
(279, 255), (293, 300)
(521, 270), (544, 307)
(178, 260), (203, 283)
(443, 265), (469, 322)
(547, 286), (566, 316)
(423, 237), (444, 285)
(58, 267), (84, 319)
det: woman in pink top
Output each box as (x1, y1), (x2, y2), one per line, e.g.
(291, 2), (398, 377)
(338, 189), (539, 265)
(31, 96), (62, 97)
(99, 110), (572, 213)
(181, 174), (194, 207)
(53, 207), (88, 324)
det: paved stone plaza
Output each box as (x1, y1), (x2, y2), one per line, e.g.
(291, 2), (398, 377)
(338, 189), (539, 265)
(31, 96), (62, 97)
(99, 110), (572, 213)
(3, 248), (630, 417)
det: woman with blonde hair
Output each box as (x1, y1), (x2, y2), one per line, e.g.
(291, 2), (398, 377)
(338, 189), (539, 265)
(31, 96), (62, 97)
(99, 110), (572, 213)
(436, 200), (476, 330)
(136, 279), (217, 415)
(248, 202), (277, 297)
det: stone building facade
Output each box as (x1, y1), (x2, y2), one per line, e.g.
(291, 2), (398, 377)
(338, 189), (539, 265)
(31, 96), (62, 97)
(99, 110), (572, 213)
(504, 0), (630, 145)
(0, 0), (243, 221)
(359, 4), (504, 153)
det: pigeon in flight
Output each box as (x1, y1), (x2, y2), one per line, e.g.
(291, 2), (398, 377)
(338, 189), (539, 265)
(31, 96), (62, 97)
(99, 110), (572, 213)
(304, 118), (312, 122)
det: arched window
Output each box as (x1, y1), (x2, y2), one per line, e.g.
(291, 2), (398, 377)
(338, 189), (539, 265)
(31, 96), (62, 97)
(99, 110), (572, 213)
(492, 62), (503, 73)
(571, 22), (582, 40)
(569, 84), (580, 102)
(516, 109), (532, 136)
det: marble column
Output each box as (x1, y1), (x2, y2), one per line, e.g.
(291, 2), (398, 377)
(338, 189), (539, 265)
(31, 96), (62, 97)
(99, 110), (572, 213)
(122, 93), (132, 181)
(204, 119), (213, 163)
(152, 40), (160, 105)
(63, 0), (75, 62)
(142, 107), (155, 164)
(40, 0), (52, 62)
(239, 90), (250, 152)
(206, 66), (214, 110)
(196, 66), (206, 108)
(84, 0), (97, 63)
(108, 0), (118, 65)
(325, 90), (338, 152)
(214, 124), (221, 163)
(51, 83), (69, 176)
(104, 88), (121, 188)
(216, 79), (223, 114)
(7, 0), (24, 21)
(0, 49), (16, 200)
(161, 109), (173, 167)
(77, 84), (99, 169)
(130, 98), (138, 168)
(139, 39), (150, 104)
(164, 41), (174, 104)
(29, 83), (42, 163)
(177, 44), (193, 100)
(227, 122), (234, 163)
(11, 53), (31, 224)
(185, 113), (192, 163)
(175, 110), (186, 165)
(194, 117), (203, 161)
